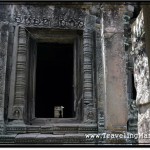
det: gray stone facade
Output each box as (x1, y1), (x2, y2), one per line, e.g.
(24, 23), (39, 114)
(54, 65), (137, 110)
(0, 2), (149, 145)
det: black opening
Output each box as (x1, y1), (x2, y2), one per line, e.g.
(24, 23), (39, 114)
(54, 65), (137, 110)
(35, 43), (74, 118)
(131, 74), (137, 100)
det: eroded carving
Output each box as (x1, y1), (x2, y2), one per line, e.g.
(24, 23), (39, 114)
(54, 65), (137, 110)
(13, 6), (85, 29)
(127, 99), (138, 133)
(13, 107), (22, 119)
(84, 108), (96, 123)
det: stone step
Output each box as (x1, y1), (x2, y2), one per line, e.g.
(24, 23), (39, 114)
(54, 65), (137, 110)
(5, 124), (98, 134)
(0, 133), (97, 144)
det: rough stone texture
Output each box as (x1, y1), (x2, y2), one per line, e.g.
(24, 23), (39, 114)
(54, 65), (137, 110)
(95, 15), (105, 132)
(143, 5), (150, 80)
(131, 9), (150, 144)
(0, 133), (97, 144)
(4, 25), (14, 123)
(0, 2), (135, 145)
(12, 5), (85, 30)
(127, 99), (138, 144)
(122, 4), (138, 144)
(0, 3), (101, 143)
(101, 4), (128, 131)
(5, 4), (96, 124)
(83, 15), (97, 124)
(141, 4), (150, 144)
(131, 10), (149, 105)
(0, 22), (9, 134)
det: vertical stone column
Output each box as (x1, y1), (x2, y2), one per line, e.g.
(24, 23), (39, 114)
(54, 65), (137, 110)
(8, 26), (27, 122)
(0, 22), (9, 134)
(102, 5), (128, 131)
(124, 4), (138, 144)
(95, 9), (105, 133)
(83, 15), (97, 123)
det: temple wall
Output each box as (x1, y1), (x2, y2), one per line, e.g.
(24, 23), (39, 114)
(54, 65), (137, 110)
(0, 2), (131, 144)
(131, 9), (150, 143)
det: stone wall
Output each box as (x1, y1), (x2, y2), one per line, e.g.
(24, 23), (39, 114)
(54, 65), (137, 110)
(0, 2), (130, 144)
(131, 9), (150, 143)
(0, 2), (99, 132)
(0, 22), (9, 134)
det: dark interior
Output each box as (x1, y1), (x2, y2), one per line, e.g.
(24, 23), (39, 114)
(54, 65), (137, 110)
(132, 74), (137, 100)
(35, 43), (74, 118)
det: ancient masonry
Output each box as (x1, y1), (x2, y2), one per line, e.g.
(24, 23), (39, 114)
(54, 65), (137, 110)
(0, 2), (149, 144)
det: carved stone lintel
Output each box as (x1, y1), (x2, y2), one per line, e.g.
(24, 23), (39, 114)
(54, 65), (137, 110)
(13, 6), (85, 29)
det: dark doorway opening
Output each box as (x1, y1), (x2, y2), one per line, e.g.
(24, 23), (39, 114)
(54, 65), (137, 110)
(35, 43), (74, 118)
(131, 74), (137, 100)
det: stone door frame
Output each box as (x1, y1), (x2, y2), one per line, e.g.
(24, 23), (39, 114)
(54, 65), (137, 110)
(26, 28), (83, 123)
(7, 14), (97, 125)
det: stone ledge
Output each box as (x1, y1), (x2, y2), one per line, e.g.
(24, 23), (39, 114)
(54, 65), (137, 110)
(0, 132), (132, 144)
(6, 124), (98, 134)
(0, 133), (97, 144)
